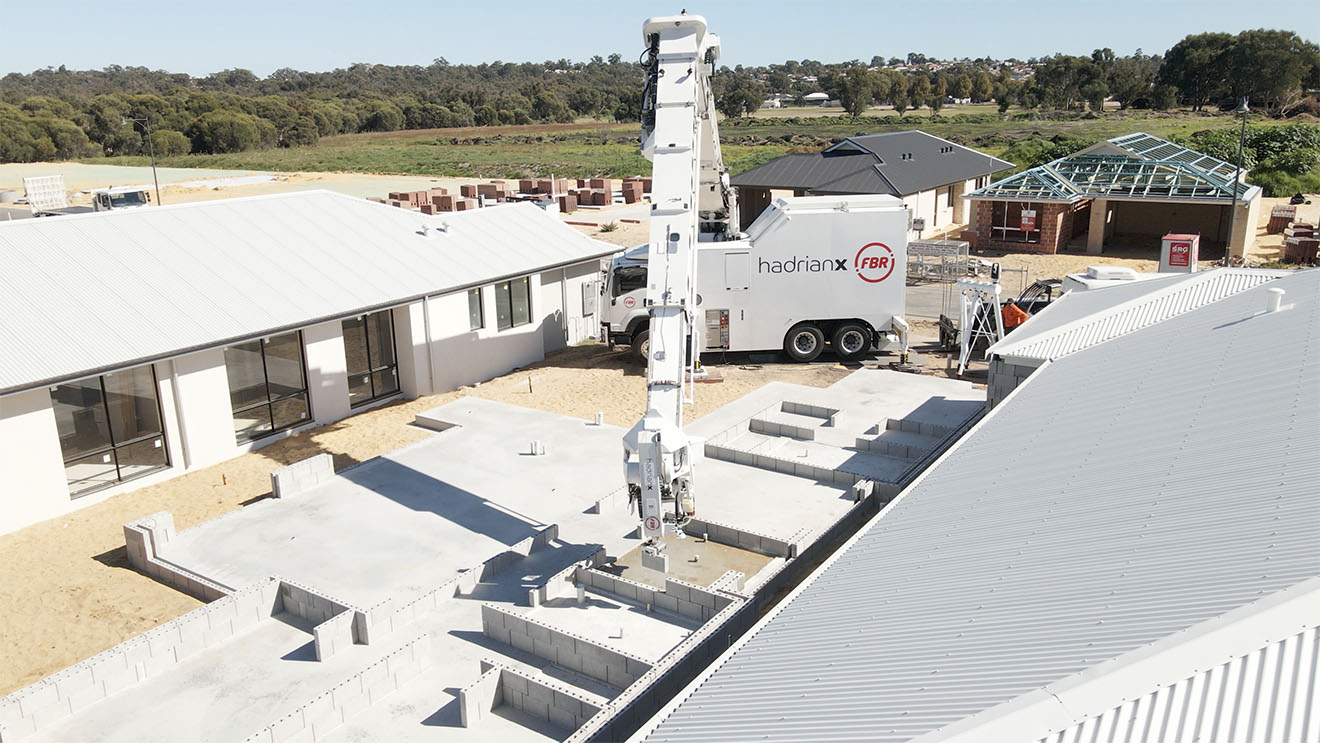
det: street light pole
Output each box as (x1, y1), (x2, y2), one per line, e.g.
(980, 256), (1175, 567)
(124, 116), (162, 205)
(1224, 97), (1249, 266)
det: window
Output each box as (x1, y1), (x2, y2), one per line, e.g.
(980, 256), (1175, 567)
(990, 202), (1042, 244)
(495, 277), (532, 331)
(945, 186), (955, 209)
(342, 311), (400, 408)
(224, 331), (310, 443)
(52, 366), (169, 498)
(468, 288), (484, 330)
(612, 265), (647, 297)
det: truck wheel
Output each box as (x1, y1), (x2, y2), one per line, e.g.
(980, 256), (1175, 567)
(631, 329), (650, 364)
(832, 323), (871, 361)
(784, 324), (825, 362)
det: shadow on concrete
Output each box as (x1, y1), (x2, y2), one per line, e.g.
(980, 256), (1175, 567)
(420, 697), (462, 727)
(280, 641), (317, 663)
(337, 457), (543, 548)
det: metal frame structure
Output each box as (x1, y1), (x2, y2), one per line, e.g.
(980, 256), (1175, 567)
(969, 133), (1255, 204)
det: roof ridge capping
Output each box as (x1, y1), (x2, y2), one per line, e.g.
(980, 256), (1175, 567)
(907, 576), (1320, 743)
(988, 269), (1283, 362)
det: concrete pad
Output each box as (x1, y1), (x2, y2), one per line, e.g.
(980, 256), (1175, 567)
(162, 399), (625, 607)
(606, 535), (772, 591)
(529, 594), (699, 663)
(31, 615), (376, 743)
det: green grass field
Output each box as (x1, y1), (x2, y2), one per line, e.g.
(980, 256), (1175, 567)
(86, 109), (1285, 180)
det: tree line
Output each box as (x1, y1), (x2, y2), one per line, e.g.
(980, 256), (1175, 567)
(714, 29), (1318, 119)
(0, 55), (647, 162)
(0, 28), (1316, 164)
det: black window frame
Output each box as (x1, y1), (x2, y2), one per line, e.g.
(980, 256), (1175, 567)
(53, 366), (170, 499)
(468, 288), (485, 330)
(226, 331), (311, 444)
(495, 277), (532, 331)
(343, 310), (401, 408)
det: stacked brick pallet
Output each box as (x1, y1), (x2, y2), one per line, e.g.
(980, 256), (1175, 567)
(1267, 205), (1297, 234)
(1282, 220), (1318, 264)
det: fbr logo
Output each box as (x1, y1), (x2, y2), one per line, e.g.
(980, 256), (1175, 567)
(854, 242), (895, 283)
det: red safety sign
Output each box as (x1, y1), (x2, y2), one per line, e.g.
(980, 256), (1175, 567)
(1168, 241), (1191, 267)
(1020, 209), (1037, 232)
(644, 516), (661, 532)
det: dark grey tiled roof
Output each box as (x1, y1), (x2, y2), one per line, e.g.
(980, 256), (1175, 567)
(731, 130), (1012, 196)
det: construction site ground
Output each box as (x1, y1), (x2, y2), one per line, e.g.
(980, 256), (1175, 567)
(6, 361), (983, 742)
(0, 343), (863, 697)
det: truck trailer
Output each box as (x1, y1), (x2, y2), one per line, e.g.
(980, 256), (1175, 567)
(602, 193), (910, 363)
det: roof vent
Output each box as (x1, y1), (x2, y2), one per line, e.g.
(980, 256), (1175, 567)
(1085, 265), (1138, 281)
(1265, 287), (1285, 313)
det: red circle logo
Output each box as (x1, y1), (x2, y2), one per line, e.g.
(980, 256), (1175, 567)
(644, 516), (661, 532)
(623, 296), (636, 309)
(854, 242), (895, 283)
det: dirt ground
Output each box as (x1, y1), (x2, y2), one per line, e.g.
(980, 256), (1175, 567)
(0, 345), (852, 696)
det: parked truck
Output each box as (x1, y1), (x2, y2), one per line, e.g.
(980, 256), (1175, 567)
(601, 193), (910, 363)
(23, 175), (151, 217)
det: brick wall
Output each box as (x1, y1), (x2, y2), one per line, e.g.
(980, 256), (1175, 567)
(124, 512), (232, 601)
(968, 200), (1071, 254)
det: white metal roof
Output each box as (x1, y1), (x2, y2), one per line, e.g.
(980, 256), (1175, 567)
(1037, 609), (1320, 743)
(989, 268), (1288, 364)
(0, 191), (617, 396)
(639, 269), (1320, 743)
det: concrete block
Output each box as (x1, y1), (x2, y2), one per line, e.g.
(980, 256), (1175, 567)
(270, 711), (305, 742)
(654, 592), (679, 614)
(580, 657), (609, 684)
(509, 629), (534, 654)
(63, 682), (105, 714)
(366, 672), (397, 705)
(664, 580), (690, 603)
(53, 666), (95, 701)
(526, 679), (553, 704)
(677, 600), (703, 621)
(548, 704), (576, 731)
(775, 458), (794, 475)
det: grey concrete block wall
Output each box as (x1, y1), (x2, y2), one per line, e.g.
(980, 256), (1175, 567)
(480, 604), (652, 689)
(312, 610), (356, 661)
(0, 578), (279, 741)
(278, 581), (352, 626)
(270, 453), (335, 498)
(781, 400), (839, 425)
(241, 634), (431, 743)
(124, 512), (232, 602)
(500, 666), (603, 732)
(987, 358), (1040, 409)
(684, 517), (795, 559)
(458, 665), (503, 728)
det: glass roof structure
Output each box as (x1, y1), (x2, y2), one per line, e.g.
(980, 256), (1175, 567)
(970, 133), (1256, 203)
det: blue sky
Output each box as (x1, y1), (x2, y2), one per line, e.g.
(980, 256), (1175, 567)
(1, 0), (1317, 76)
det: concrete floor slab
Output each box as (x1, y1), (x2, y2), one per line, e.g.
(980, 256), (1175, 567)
(162, 399), (625, 607)
(34, 614), (376, 743)
(606, 535), (774, 591)
(528, 593), (700, 663)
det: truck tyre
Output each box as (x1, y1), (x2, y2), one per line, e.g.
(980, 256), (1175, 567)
(784, 324), (825, 362)
(631, 329), (650, 364)
(831, 323), (871, 361)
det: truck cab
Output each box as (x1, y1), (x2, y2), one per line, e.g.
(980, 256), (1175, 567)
(92, 188), (151, 212)
(602, 246), (653, 358)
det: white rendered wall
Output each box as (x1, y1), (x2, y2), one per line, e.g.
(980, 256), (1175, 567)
(0, 388), (71, 534)
(171, 349), (241, 469)
(428, 273), (546, 393)
(303, 320), (350, 425)
(393, 302), (432, 398)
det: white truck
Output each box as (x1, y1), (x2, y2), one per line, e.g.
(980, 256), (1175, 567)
(601, 193), (911, 362)
(23, 175), (152, 217)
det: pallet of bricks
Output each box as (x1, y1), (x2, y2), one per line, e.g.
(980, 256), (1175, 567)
(517, 178), (578, 213)
(1266, 205), (1296, 234)
(1281, 218), (1318, 264)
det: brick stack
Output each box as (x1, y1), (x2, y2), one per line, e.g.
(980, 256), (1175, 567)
(419, 203), (436, 215)
(623, 176), (651, 194)
(454, 199), (475, 212)
(622, 181), (644, 204)
(593, 190), (612, 206)
(1268, 205), (1297, 234)
(433, 194), (456, 211)
(557, 193), (577, 213)
(588, 178), (609, 190)
(1282, 221), (1318, 263)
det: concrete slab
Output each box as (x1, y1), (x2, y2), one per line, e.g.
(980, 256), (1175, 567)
(606, 534), (773, 591)
(529, 593), (700, 662)
(162, 399), (625, 607)
(32, 614), (376, 743)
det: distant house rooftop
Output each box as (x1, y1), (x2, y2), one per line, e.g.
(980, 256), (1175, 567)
(730, 130), (1011, 197)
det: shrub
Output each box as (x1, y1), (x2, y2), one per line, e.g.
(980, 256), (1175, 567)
(150, 129), (191, 156)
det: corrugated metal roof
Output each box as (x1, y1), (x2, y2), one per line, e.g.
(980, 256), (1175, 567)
(0, 191), (617, 396)
(731, 131), (1011, 196)
(1037, 621), (1320, 743)
(640, 269), (1320, 743)
(989, 268), (1289, 363)
(969, 132), (1259, 203)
